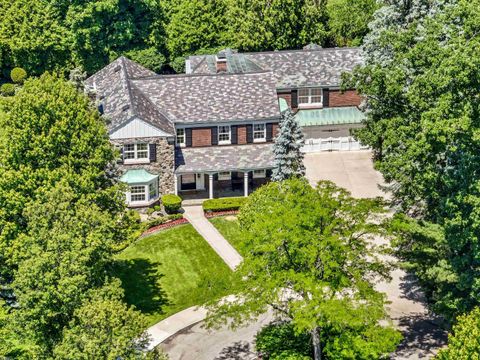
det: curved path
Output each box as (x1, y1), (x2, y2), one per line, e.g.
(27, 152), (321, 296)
(153, 151), (446, 359)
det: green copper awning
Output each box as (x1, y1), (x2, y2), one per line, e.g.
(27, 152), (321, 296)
(278, 98), (289, 113)
(296, 107), (365, 127)
(120, 169), (158, 184)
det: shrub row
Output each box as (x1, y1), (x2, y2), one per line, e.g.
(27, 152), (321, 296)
(161, 194), (182, 214)
(203, 197), (248, 212)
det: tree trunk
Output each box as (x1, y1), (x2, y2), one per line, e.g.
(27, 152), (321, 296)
(311, 327), (322, 360)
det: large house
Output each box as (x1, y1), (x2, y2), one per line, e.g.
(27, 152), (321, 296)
(86, 46), (363, 207)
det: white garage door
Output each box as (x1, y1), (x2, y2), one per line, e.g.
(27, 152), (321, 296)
(302, 136), (368, 153)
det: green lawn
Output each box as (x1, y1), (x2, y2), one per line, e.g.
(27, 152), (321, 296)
(209, 216), (245, 255)
(113, 224), (236, 325)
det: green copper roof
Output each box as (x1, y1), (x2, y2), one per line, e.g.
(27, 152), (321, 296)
(120, 169), (158, 184)
(296, 107), (365, 127)
(278, 98), (289, 113)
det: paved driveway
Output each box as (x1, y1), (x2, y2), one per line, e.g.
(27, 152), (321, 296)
(304, 150), (386, 198)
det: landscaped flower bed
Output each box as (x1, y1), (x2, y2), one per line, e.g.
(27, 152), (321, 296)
(142, 218), (189, 236)
(204, 210), (239, 218)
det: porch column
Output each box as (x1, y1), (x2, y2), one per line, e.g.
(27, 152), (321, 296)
(209, 173), (214, 199)
(174, 175), (179, 196)
(244, 171), (249, 197)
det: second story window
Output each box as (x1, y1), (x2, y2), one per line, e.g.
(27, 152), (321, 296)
(253, 123), (266, 142)
(218, 125), (231, 145)
(124, 143), (149, 163)
(298, 88), (323, 106)
(176, 128), (185, 147)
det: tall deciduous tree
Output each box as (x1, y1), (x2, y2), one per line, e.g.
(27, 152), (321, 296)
(205, 179), (401, 360)
(346, 0), (480, 319)
(53, 280), (150, 360)
(66, 0), (165, 74)
(272, 109), (306, 181)
(435, 307), (480, 359)
(0, 73), (122, 282)
(326, 0), (378, 46)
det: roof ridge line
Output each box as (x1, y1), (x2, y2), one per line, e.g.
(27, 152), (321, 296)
(129, 70), (274, 81)
(120, 56), (136, 115)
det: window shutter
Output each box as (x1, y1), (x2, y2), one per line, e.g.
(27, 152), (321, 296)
(231, 125), (238, 144)
(211, 127), (218, 145)
(149, 144), (157, 162)
(213, 173), (218, 181)
(266, 169), (273, 178)
(323, 88), (329, 107)
(117, 145), (124, 164)
(186, 128), (193, 147)
(291, 89), (298, 109)
(266, 123), (273, 142)
(246, 124), (253, 143)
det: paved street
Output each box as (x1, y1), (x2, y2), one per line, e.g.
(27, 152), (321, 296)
(161, 150), (446, 360)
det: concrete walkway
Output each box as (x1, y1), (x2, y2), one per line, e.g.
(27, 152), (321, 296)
(183, 205), (243, 270)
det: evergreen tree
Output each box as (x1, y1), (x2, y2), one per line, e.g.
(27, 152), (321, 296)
(272, 109), (305, 181)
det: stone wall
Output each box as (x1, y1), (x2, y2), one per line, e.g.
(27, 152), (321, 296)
(112, 137), (175, 196)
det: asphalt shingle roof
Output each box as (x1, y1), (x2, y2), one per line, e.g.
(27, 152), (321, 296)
(188, 47), (363, 89)
(130, 72), (280, 124)
(175, 143), (275, 173)
(86, 57), (174, 135)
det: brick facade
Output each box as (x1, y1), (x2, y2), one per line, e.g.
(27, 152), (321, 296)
(328, 90), (361, 107)
(192, 127), (212, 147)
(272, 123), (279, 137)
(278, 92), (293, 109)
(237, 125), (247, 144)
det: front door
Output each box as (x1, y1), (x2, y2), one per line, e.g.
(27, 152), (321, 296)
(195, 173), (205, 190)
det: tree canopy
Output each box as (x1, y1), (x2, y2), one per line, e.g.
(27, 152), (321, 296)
(0, 0), (376, 77)
(0, 75), (145, 358)
(206, 179), (401, 360)
(347, 0), (480, 320)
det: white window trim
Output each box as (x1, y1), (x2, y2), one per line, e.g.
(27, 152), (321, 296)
(253, 123), (266, 143)
(253, 169), (266, 178)
(126, 178), (159, 206)
(218, 126), (231, 145)
(123, 143), (150, 164)
(218, 171), (231, 181)
(298, 88), (323, 108)
(176, 128), (186, 147)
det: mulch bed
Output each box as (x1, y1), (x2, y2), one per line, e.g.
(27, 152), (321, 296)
(204, 210), (239, 218)
(141, 218), (189, 236)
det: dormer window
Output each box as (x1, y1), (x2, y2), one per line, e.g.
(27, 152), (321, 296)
(298, 88), (323, 107)
(253, 123), (266, 142)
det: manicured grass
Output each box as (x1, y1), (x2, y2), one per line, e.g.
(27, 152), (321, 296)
(209, 216), (245, 255)
(113, 224), (236, 325)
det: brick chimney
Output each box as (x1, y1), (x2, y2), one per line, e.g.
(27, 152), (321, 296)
(216, 50), (228, 73)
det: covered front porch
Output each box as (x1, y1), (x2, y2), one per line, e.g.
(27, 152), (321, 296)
(175, 143), (275, 200)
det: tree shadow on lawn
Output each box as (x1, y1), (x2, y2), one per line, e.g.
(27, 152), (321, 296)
(111, 258), (170, 315)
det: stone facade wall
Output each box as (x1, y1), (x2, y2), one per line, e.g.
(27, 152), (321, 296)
(112, 137), (175, 196)
(192, 127), (212, 147)
(329, 90), (361, 107)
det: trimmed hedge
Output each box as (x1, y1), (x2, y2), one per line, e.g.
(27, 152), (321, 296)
(10, 67), (27, 84)
(1, 83), (15, 96)
(162, 194), (182, 214)
(203, 197), (248, 212)
(143, 213), (183, 231)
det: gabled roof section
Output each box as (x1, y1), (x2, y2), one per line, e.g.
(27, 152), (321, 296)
(188, 47), (363, 89)
(86, 57), (174, 135)
(130, 72), (281, 124)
